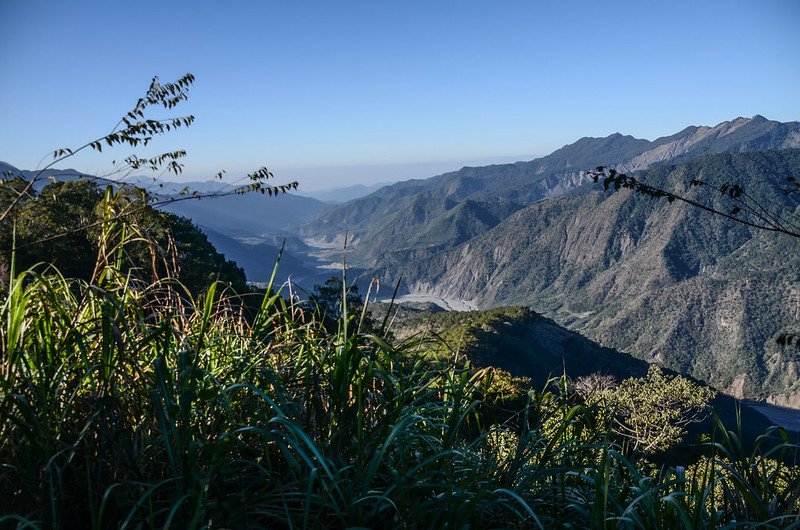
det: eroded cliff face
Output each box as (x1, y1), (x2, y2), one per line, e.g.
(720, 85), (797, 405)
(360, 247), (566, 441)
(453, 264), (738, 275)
(380, 150), (800, 405)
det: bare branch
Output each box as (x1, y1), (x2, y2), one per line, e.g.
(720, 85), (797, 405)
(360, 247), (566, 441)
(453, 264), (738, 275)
(587, 166), (800, 239)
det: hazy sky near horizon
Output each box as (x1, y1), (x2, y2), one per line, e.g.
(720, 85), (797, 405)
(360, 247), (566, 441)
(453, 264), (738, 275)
(1, 0), (798, 190)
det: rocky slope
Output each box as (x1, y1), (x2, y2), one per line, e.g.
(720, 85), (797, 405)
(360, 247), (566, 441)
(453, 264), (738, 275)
(621, 115), (800, 171)
(376, 149), (800, 406)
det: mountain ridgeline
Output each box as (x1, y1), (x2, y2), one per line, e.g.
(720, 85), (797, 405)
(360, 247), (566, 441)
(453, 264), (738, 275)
(300, 115), (800, 264)
(300, 116), (800, 406)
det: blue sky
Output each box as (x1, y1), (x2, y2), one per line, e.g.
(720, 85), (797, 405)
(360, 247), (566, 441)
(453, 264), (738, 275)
(1, 0), (798, 190)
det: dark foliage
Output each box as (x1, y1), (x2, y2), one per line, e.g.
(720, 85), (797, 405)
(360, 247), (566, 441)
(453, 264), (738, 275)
(0, 178), (247, 295)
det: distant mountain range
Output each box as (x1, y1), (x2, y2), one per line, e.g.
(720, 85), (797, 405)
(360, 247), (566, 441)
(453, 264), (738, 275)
(300, 115), (800, 265)
(142, 178), (330, 238)
(0, 165), (334, 286)
(0, 162), (108, 188)
(298, 116), (800, 406)
(0, 166), (332, 241)
(297, 182), (395, 203)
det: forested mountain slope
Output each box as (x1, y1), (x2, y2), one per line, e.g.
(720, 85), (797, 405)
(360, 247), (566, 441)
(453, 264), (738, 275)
(377, 149), (800, 405)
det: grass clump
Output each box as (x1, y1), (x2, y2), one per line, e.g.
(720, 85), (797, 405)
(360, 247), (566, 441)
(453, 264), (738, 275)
(1, 195), (800, 528)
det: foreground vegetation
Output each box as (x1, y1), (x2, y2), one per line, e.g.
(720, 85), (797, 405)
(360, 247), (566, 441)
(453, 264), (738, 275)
(2, 73), (798, 528)
(0, 193), (799, 529)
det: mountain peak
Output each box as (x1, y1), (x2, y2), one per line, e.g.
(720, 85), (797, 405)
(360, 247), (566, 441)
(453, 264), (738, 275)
(717, 114), (772, 129)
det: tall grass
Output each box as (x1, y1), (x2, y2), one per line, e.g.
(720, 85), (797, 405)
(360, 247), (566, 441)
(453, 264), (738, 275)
(1, 203), (799, 528)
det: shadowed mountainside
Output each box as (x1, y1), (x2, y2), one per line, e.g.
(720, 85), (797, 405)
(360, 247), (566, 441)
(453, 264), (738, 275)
(383, 304), (778, 439)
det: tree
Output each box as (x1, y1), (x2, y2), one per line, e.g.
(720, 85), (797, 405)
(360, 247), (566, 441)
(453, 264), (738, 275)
(7, 179), (103, 279)
(580, 366), (716, 454)
(309, 276), (364, 328)
(307, 276), (381, 334)
(1, 74), (299, 223)
(0, 178), (248, 294)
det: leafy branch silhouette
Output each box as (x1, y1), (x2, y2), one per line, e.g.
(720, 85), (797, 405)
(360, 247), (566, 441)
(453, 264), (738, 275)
(1, 74), (299, 248)
(588, 165), (800, 239)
